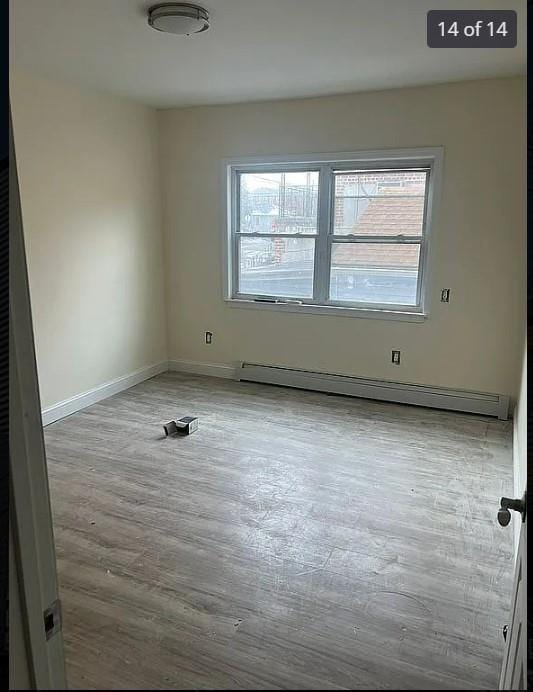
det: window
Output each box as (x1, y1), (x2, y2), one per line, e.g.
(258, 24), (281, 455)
(224, 149), (441, 320)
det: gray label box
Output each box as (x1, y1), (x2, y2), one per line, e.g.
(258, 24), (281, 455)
(427, 10), (517, 48)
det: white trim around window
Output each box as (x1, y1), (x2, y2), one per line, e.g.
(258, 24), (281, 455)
(221, 147), (443, 321)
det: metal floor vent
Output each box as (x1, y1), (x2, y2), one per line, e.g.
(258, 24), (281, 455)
(238, 363), (510, 420)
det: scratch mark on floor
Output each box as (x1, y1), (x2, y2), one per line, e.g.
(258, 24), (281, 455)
(369, 590), (434, 616)
(294, 566), (324, 577)
(322, 548), (334, 570)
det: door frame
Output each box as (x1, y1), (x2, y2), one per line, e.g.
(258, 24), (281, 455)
(9, 109), (67, 689)
(499, 510), (527, 690)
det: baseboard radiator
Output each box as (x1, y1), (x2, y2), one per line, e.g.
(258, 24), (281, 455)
(238, 363), (510, 420)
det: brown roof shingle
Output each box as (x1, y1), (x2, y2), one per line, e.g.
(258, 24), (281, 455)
(333, 187), (424, 269)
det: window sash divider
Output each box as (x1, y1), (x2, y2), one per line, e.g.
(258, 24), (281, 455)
(313, 164), (333, 303)
(334, 194), (426, 201)
(237, 232), (318, 239)
(329, 235), (423, 244)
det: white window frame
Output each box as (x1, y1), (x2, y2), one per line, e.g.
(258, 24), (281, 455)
(222, 147), (443, 322)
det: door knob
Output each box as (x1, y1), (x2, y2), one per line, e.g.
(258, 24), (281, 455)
(498, 507), (512, 526)
(497, 492), (527, 526)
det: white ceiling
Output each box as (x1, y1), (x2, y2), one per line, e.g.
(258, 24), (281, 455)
(10, 0), (527, 109)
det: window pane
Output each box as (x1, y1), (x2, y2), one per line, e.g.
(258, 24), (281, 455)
(239, 171), (319, 234)
(333, 170), (427, 236)
(330, 243), (420, 305)
(238, 237), (315, 298)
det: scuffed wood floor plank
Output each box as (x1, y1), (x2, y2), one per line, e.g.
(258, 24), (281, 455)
(43, 372), (514, 690)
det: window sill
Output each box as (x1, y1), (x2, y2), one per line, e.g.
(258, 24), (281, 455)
(225, 298), (427, 322)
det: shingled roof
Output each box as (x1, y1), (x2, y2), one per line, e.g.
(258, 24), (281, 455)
(333, 187), (424, 269)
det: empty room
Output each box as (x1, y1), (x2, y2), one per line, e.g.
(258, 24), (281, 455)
(8, 1), (527, 690)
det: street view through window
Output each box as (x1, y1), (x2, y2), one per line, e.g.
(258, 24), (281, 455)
(236, 166), (428, 308)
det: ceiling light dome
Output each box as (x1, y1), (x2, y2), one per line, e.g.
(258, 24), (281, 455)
(148, 3), (210, 35)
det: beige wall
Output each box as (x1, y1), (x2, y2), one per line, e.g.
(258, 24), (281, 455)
(10, 73), (526, 409)
(11, 70), (167, 409)
(159, 77), (526, 398)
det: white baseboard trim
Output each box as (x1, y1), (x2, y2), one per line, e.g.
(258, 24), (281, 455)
(47, 357), (508, 425)
(168, 359), (237, 380)
(41, 361), (169, 426)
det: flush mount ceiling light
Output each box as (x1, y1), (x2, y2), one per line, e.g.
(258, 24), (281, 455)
(147, 3), (210, 35)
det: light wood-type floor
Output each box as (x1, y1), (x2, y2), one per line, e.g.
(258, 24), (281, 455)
(44, 372), (515, 690)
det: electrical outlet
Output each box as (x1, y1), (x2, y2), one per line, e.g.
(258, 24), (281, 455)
(205, 331), (213, 345)
(440, 288), (451, 303)
(391, 350), (401, 365)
